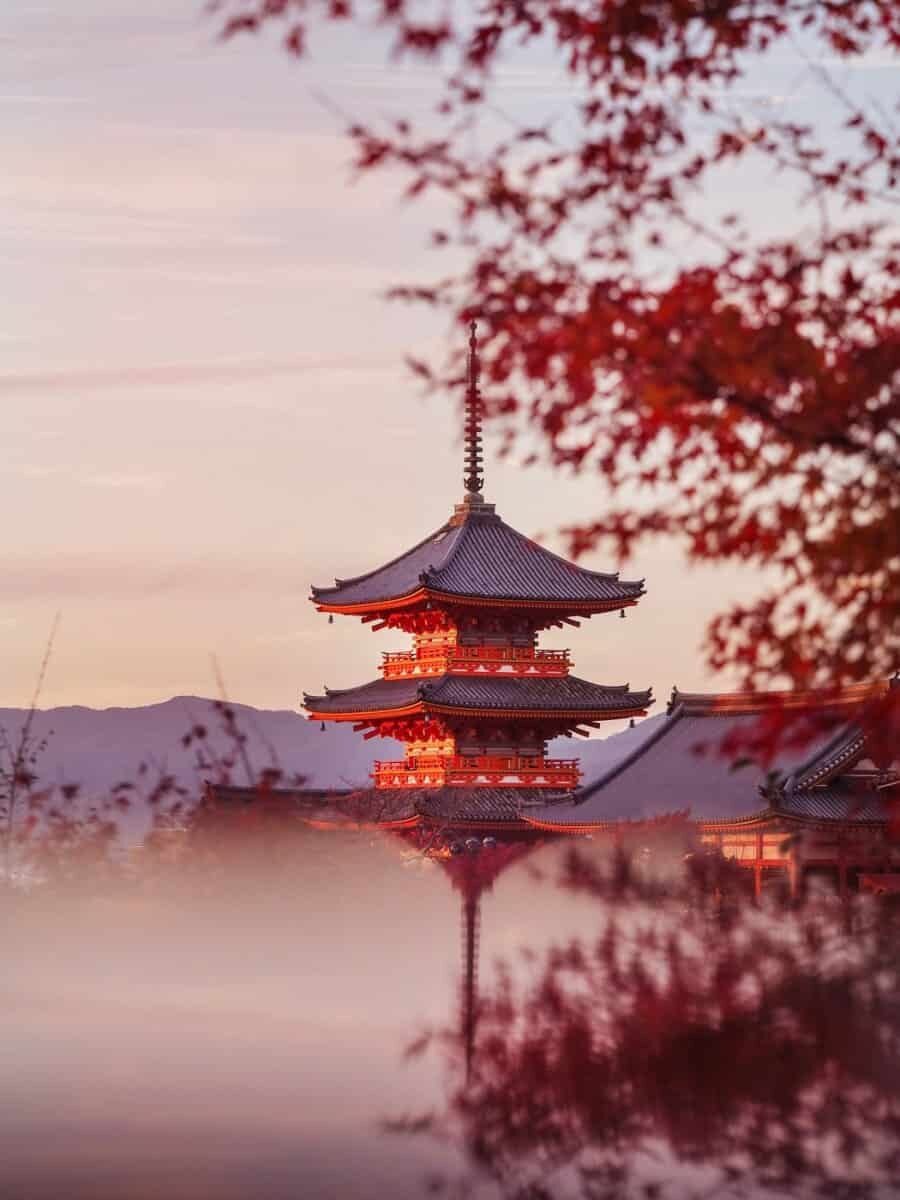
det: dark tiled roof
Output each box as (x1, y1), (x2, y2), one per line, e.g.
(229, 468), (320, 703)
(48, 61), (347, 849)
(310, 509), (644, 608)
(411, 787), (574, 823)
(774, 679), (896, 791)
(332, 791), (419, 824)
(304, 674), (652, 716)
(779, 785), (891, 823)
(787, 724), (867, 790)
(305, 677), (421, 713)
(527, 691), (874, 827)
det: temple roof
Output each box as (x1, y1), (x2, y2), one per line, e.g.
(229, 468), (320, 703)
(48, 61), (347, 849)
(310, 507), (644, 611)
(526, 685), (887, 828)
(304, 673), (652, 718)
(778, 783), (891, 823)
(784, 720), (869, 792)
(366, 786), (574, 825)
(414, 786), (572, 823)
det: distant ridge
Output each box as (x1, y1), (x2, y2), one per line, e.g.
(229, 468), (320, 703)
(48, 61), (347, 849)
(0, 695), (664, 800)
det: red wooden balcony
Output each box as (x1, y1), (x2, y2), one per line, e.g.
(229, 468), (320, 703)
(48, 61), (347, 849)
(381, 645), (571, 679)
(372, 755), (580, 789)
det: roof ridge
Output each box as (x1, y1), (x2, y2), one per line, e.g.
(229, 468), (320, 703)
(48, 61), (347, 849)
(574, 707), (683, 804)
(787, 723), (868, 792)
(310, 520), (459, 598)
(673, 681), (887, 715)
(428, 508), (475, 585)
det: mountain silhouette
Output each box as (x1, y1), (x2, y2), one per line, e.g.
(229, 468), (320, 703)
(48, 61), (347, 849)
(0, 695), (663, 801)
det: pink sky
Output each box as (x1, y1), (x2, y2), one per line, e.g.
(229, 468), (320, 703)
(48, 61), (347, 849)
(3, 2), (891, 719)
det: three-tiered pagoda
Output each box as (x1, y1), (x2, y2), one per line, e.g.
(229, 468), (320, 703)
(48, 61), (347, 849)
(303, 324), (652, 828)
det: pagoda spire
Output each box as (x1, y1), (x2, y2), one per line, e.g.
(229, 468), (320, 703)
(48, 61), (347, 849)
(463, 320), (485, 498)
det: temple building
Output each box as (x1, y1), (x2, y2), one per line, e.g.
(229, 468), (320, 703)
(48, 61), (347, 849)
(303, 324), (652, 828)
(205, 324), (897, 894)
(527, 682), (899, 897)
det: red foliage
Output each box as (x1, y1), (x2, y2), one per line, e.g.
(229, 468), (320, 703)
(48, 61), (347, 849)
(216, 1), (899, 691)
(412, 845), (900, 1198)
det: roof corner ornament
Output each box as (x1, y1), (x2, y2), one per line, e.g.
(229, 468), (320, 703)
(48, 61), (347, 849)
(463, 319), (485, 498)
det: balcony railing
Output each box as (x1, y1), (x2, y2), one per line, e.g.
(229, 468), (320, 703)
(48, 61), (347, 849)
(372, 755), (581, 789)
(381, 646), (571, 679)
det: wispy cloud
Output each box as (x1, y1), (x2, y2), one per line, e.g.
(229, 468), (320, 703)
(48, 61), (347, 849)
(3, 555), (305, 600)
(17, 464), (63, 479)
(13, 463), (165, 490)
(0, 94), (85, 104)
(0, 353), (400, 395)
(81, 471), (165, 490)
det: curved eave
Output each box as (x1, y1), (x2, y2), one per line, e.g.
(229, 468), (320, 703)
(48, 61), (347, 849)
(426, 588), (643, 614)
(302, 814), (422, 832)
(416, 815), (545, 832)
(703, 807), (889, 830)
(312, 587), (427, 616)
(524, 811), (695, 833)
(428, 701), (650, 721)
(524, 809), (769, 834)
(305, 701), (651, 723)
(791, 730), (867, 790)
(526, 807), (890, 834)
(305, 700), (425, 722)
(312, 588), (643, 618)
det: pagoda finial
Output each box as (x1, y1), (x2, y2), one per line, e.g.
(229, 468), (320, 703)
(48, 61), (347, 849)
(463, 320), (484, 497)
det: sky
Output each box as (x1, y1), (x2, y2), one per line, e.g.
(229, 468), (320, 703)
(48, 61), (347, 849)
(2, 1), (894, 719)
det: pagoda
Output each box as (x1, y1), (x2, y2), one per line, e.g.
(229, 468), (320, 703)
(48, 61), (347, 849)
(303, 324), (652, 828)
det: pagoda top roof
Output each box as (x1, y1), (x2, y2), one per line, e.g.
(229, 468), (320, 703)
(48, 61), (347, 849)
(310, 504), (644, 612)
(526, 682), (891, 828)
(304, 673), (652, 719)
